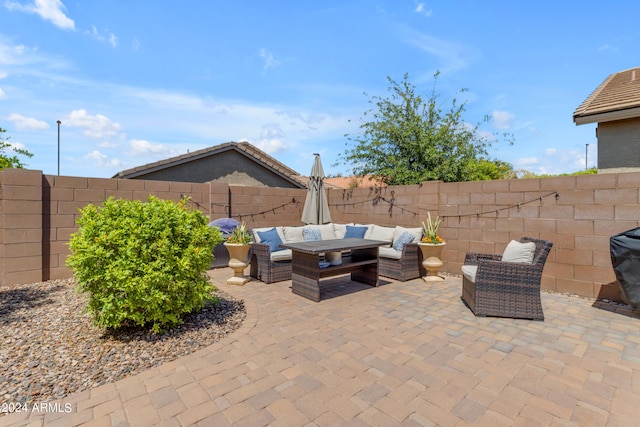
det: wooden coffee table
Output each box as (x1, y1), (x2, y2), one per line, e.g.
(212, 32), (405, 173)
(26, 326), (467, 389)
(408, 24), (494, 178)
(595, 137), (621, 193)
(280, 238), (388, 302)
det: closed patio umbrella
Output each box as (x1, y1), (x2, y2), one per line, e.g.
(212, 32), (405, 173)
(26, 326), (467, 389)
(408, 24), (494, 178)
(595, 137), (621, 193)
(301, 153), (331, 225)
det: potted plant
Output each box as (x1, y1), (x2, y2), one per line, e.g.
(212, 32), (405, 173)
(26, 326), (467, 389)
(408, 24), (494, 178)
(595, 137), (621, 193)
(224, 222), (253, 285)
(418, 212), (446, 282)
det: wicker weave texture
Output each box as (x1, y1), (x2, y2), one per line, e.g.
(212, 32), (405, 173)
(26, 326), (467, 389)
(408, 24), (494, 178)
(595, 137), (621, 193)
(249, 243), (292, 284)
(461, 237), (553, 321)
(378, 243), (424, 281)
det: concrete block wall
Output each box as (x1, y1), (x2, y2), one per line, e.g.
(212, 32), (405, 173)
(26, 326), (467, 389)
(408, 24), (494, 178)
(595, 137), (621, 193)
(2, 167), (640, 300)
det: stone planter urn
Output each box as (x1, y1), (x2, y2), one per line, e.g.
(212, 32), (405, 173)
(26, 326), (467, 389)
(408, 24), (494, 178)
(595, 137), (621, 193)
(224, 242), (251, 285)
(417, 242), (446, 282)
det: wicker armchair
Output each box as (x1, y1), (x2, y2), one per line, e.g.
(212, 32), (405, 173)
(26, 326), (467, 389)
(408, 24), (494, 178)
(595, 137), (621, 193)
(249, 243), (292, 284)
(461, 237), (553, 320)
(379, 243), (425, 282)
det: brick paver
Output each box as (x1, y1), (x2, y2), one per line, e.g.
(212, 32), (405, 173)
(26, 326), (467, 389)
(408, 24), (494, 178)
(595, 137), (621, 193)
(2, 269), (640, 426)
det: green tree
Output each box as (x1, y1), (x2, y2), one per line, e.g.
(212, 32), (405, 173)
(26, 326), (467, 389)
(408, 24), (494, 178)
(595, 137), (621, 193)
(0, 127), (34, 169)
(467, 159), (515, 181)
(337, 72), (513, 184)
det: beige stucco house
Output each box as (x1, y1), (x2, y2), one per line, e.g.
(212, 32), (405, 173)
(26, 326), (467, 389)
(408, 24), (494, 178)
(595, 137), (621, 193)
(573, 67), (640, 172)
(113, 141), (306, 188)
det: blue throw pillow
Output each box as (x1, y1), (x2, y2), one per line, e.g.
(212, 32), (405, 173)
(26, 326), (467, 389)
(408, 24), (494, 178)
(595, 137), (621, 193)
(392, 231), (414, 252)
(257, 228), (284, 252)
(302, 228), (322, 242)
(344, 225), (368, 239)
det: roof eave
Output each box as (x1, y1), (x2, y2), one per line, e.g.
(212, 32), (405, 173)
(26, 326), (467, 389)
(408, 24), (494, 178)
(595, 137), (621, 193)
(574, 106), (640, 125)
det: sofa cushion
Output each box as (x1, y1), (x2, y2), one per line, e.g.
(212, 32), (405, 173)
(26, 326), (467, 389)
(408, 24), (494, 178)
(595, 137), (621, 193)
(333, 223), (347, 239)
(379, 246), (402, 260)
(304, 224), (336, 240)
(502, 240), (536, 264)
(253, 226), (285, 244)
(392, 231), (415, 252)
(344, 225), (368, 239)
(392, 226), (423, 246)
(461, 265), (478, 283)
(282, 226), (304, 244)
(256, 227), (285, 252)
(270, 249), (292, 262)
(368, 225), (395, 245)
(303, 228), (322, 241)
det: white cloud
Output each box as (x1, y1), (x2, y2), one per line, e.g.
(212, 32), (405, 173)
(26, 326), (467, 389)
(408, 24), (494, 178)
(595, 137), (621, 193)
(415, 2), (432, 17)
(84, 150), (123, 168)
(64, 109), (122, 138)
(259, 48), (280, 70)
(86, 25), (117, 48)
(492, 110), (515, 130)
(0, 71), (7, 78)
(5, 0), (75, 30)
(402, 29), (475, 73)
(516, 157), (539, 167)
(7, 113), (49, 130)
(129, 139), (177, 157)
(0, 88), (6, 100)
(132, 38), (140, 51)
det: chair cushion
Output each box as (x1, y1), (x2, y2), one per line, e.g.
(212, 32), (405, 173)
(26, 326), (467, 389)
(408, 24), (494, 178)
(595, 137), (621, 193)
(502, 240), (536, 264)
(461, 265), (478, 283)
(379, 246), (402, 260)
(333, 223), (347, 239)
(253, 226), (285, 244)
(303, 224), (336, 240)
(256, 228), (285, 252)
(302, 228), (322, 241)
(270, 249), (292, 262)
(392, 231), (414, 252)
(344, 225), (368, 239)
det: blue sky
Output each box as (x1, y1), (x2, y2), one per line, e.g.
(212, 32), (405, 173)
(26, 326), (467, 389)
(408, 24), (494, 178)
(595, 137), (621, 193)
(0, 1), (638, 178)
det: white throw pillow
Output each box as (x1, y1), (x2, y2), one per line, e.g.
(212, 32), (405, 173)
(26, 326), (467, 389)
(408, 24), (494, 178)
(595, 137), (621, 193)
(282, 226), (305, 244)
(502, 240), (536, 264)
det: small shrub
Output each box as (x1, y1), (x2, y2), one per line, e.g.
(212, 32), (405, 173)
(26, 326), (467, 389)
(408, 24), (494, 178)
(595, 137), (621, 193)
(67, 196), (223, 333)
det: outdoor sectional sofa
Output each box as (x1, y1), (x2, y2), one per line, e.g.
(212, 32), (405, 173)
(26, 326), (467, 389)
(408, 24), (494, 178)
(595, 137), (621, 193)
(249, 223), (425, 284)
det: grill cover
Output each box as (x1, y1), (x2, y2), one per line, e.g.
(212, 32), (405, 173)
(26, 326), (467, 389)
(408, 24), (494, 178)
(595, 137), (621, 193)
(209, 217), (240, 238)
(610, 227), (640, 307)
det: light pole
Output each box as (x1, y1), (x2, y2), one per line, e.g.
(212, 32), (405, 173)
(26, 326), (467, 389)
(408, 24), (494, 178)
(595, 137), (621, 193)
(585, 143), (589, 171)
(56, 120), (61, 176)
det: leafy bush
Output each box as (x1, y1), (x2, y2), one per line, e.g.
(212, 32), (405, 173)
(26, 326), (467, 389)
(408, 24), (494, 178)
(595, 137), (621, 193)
(67, 196), (223, 333)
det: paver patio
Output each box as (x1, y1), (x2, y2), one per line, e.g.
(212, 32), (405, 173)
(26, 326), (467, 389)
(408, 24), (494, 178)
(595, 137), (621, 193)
(2, 268), (640, 426)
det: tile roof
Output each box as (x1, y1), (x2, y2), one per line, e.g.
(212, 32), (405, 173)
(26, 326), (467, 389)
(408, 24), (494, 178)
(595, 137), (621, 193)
(113, 141), (306, 188)
(574, 67), (640, 125)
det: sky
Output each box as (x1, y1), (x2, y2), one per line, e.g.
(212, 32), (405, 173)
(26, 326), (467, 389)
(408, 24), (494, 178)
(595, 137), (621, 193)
(0, 1), (638, 179)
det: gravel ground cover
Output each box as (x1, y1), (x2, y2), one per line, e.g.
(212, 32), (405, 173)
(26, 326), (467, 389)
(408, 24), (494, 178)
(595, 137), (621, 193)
(0, 278), (245, 413)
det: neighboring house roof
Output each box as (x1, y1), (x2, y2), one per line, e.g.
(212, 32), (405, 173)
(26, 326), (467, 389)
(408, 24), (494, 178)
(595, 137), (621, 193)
(113, 141), (306, 188)
(574, 67), (640, 125)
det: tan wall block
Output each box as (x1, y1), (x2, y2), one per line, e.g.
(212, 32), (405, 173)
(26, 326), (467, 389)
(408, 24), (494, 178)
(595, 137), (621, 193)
(0, 200), (42, 215)
(614, 206), (640, 221)
(575, 205), (614, 220)
(616, 172), (640, 188)
(1, 169), (43, 185)
(540, 205), (574, 219)
(53, 175), (89, 189)
(3, 242), (41, 258)
(495, 192), (524, 205)
(470, 192), (496, 205)
(555, 248), (593, 266)
(593, 251), (613, 268)
(495, 218), (524, 233)
(574, 265), (615, 284)
(540, 176), (576, 191)
(556, 190), (594, 205)
(556, 219), (594, 235)
(87, 178), (118, 190)
(480, 179), (509, 192)
(4, 228), (41, 244)
(544, 261), (574, 280)
(576, 173), (617, 190)
(523, 218), (556, 233)
(556, 278), (595, 297)
(3, 214), (41, 229)
(115, 179), (146, 191)
(541, 275), (557, 292)
(3, 255), (41, 272)
(2, 185), (42, 201)
(4, 270), (42, 285)
(575, 235), (611, 251)
(509, 178), (541, 192)
(75, 188), (106, 202)
(104, 190), (135, 200)
(144, 180), (171, 192)
(594, 188), (638, 205)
